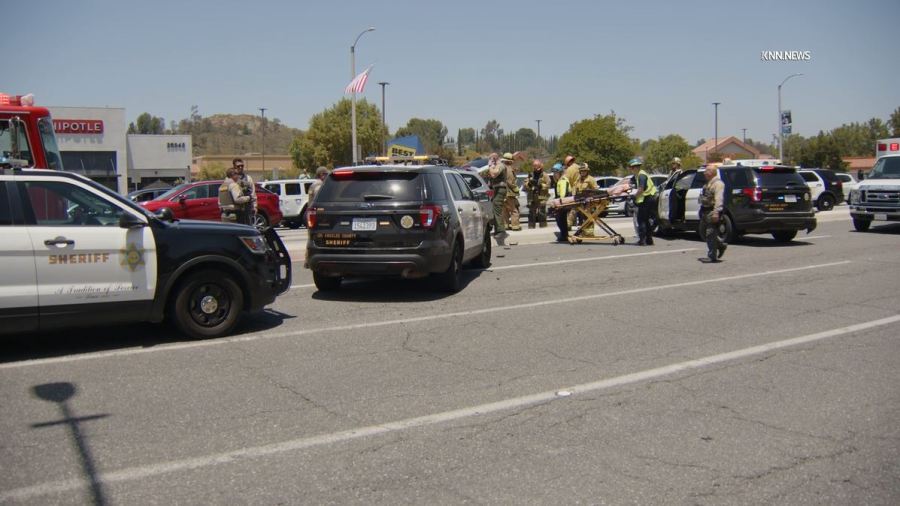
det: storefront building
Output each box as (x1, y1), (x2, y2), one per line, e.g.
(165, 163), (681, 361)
(48, 106), (191, 194)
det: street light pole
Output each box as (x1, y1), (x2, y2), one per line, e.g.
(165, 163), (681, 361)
(742, 128), (747, 143)
(778, 73), (803, 162)
(378, 81), (389, 156)
(258, 107), (267, 175)
(712, 102), (721, 161)
(351, 27), (375, 165)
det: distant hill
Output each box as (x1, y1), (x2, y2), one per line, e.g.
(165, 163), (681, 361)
(175, 113), (303, 156)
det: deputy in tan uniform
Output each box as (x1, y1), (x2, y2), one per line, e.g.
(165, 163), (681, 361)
(568, 163), (599, 236)
(502, 154), (522, 231)
(699, 163), (727, 262)
(524, 160), (551, 228)
(219, 168), (252, 223)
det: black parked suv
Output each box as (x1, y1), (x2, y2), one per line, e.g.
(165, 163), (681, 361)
(306, 165), (492, 292)
(656, 164), (817, 242)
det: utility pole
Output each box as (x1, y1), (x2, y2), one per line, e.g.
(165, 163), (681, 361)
(712, 102), (721, 160)
(535, 119), (541, 150)
(742, 128), (747, 143)
(378, 82), (389, 156)
(259, 107), (267, 175)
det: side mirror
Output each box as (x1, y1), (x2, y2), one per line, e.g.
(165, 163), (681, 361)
(177, 195), (188, 204)
(119, 212), (147, 229)
(155, 207), (175, 222)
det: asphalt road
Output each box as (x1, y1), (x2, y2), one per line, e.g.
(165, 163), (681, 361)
(2, 209), (899, 504)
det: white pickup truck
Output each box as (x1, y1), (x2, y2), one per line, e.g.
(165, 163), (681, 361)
(849, 138), (900, 231)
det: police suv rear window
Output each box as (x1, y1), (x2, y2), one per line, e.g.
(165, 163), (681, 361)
(755, 168), (805, 187)
(317, 171), (429, 202)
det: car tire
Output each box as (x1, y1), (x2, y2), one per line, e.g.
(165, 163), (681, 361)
(171, 269), (244, 339)
(816, 193), (835, 212)
(852, 217), (872, 232)
(470, 227), (492, 269)
(721, 214), (735, 243)
(253, 212), (270, 229)
(313, 271), (341, 291)
(771, 230), (798, 242)
(437, 242), (462, 293)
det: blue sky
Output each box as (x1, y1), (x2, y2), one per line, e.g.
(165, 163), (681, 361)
(8, 0), (899, 149)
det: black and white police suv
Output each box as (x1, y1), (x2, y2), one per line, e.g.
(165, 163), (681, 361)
(0, 168), (291, 339)
(306, 165), (492, 293)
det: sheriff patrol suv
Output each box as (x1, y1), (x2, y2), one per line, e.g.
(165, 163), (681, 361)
(0, 168), (291, 339)
(306, 165), (492, 292)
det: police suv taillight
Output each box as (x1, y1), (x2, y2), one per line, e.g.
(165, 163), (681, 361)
(742, 188), (762, 202)
(419, 204), (442, 229)
(307, 208), (317, 228)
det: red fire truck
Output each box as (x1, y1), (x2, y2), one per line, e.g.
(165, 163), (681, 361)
(0, 93), (65, 170)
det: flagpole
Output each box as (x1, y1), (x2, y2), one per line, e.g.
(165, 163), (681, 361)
(351, 27), (375, 165)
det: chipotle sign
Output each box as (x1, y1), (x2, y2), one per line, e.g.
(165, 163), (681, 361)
(53, 119), (104, 135)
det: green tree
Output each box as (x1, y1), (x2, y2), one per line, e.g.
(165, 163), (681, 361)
(642, 134), (693, 171)
(458, 128), (476, 148)
(890, 106), (900, 137)
(513, 128), (537, 150)
(481, 120), (501, 151)
(395, 118), (448, 153)
(555, 113), (637, 175)
(128, 112), (165, 134)
(289, 98), (386, 170)
(198, 161), (227, 180)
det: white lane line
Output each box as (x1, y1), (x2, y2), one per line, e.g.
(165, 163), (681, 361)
(489, 248), (696, 271)
(0, 261), (851, 369)
(287, 249), (698, 288)
(4, 312), (896, 502)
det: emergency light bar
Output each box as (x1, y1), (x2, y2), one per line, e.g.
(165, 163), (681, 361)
(0, 93), (35, 106)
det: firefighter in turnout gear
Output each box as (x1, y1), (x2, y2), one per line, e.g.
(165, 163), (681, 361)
(568, 163), (599, 236)
(219, 168), (252, 223)
(699, 163), (727, 262)
(502, 154), (522, 231)
(524, 159), (551, 228)
(488, 152), (514, 245)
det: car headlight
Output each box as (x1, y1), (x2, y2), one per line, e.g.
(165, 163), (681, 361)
(848, 189), (858, 204)
(239, 235), (268, 254)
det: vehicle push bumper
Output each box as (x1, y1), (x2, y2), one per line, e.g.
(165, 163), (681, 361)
(850, 206), (900, 222)
(249, 228), (291, 308)
(738, 209), (816, 232)
(307, 241), (453, 279)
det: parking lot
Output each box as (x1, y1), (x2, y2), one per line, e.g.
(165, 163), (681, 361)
(1, 209), (898, 504)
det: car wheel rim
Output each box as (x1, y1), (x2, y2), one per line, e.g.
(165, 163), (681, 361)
(188, 283), (230, 327)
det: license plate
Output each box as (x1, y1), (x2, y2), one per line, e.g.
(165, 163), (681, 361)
(874, 213), (888, 221)
(784, 194), (797, 203)
(352, 217), (377, 231)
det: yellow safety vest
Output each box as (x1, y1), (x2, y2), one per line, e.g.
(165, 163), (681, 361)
(635, 169), (658, 204)
(556, 177), (572, 198)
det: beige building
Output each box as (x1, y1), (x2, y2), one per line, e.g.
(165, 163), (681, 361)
(692, 136), (772, 162)
(192, 154), (297, 181)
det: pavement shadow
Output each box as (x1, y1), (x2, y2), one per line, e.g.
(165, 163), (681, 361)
(310, 269), (486, 303)
(0, 310), (293, 364)
(31, 382), (110, 506)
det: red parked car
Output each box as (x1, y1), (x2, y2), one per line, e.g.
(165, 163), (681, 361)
(141, 180), (283, 228)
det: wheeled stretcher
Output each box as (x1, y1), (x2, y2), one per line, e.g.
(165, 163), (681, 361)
(548, 190), (627, 245)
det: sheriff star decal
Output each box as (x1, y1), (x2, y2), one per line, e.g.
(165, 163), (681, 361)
(119, 243), (146, 272)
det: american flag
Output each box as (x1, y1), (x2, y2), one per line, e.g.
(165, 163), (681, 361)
(344, 65), (373, 94)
